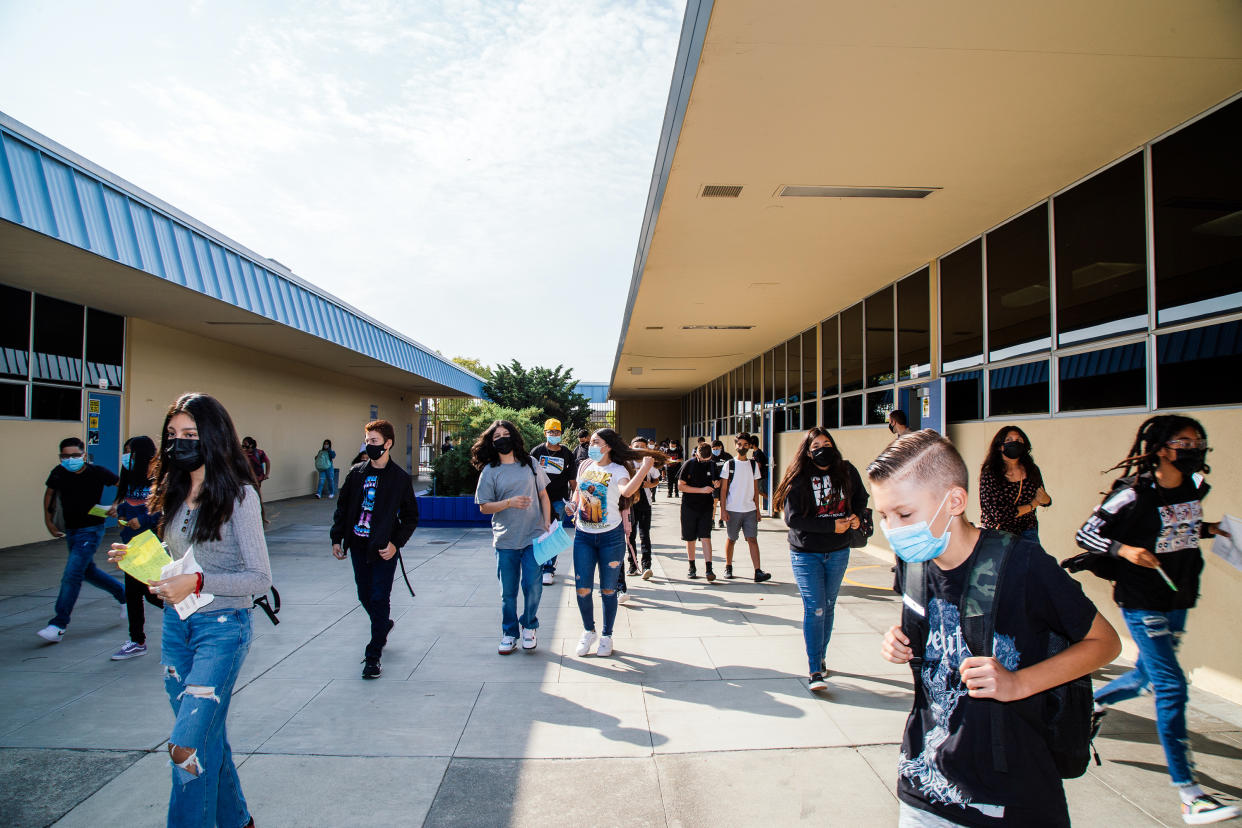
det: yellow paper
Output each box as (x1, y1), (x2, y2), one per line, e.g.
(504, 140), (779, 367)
(118, 530), (173, 584)
(88, 504), (111, 517)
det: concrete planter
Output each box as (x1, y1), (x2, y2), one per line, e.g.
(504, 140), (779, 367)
(416, 494), (490, 527)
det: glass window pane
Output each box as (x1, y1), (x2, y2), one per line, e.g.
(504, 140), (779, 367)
(802, 401), (816, 429)
(987, 205), (1051, 361)
(1157, 319), (1242, 408)
(841, 394), (863, 427)
(773, 344), (787, 406)
(1055, 155), (1148, 345)
(0, 285), (31, 381)
(988, 360), (1050, 416)
(763, 351), (774, 408)
(31, 384), (82, 421)
(750, 357), (762, 410)
(86, 308), (125, 391)
(0, 381), (25, 417)
(822, 397), (839, 429)
(772, 406), (787, 434)
(1058, 342), (1147, 411)
(32, 295), (83, 387)
(787, 404), (801, 431)
(821, 316), (839, 395)
(945, 370), (983, 423)
(898, 268), (931, 381)
(940, 240), (984, 370)
(1153, 98), (1242, 326)
(785, 336), (801, 404)
(802, 328), (817, 402)
(867, 388), (894, 425)
(841, 303), (863, 393)
(866, 286), (895, 387)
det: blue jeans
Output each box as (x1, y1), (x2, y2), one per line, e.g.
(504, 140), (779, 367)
(161, 606), (253, 828)
(541, 499), (571, 573)
(1020, 527), (1040, 545)
(1095, 608), (1193, 785)
(789, 548), (851, 676)
(496, 544), (542, 638)
(573, 525), (626, 636)
(316, 469), (336, 497)
(50, 525), (123, 629)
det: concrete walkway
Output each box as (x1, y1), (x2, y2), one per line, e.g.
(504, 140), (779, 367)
(1, 495), (1239, 826)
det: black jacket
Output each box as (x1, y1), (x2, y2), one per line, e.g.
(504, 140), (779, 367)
(331, 460), (420, 560)
(783, 463), (868, 553)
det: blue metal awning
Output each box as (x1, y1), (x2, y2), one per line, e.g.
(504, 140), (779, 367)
(989, 360), (1049, 390)
(1059, 342), (1146, 380)
(1158, 320), (1241, 364)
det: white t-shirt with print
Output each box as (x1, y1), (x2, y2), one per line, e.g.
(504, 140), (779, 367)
(719, 457), (759, 513)
(575, 461), (630, 533)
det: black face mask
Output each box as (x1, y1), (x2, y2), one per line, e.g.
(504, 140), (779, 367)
(888, 424), (895, 434)
(810, 446), (838, 467)
(166, 438), (203, 472)
(1172, 449), (1205, 476)
(1001, 442), (1028, 459)
(365, 443), (386, 461)
(493, 437), (514, 455)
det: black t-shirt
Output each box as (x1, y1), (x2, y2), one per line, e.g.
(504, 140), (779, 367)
(678, 458), (717, 512)
(46, 464), (118, 530)
(894, 535), (1098, 828)
(530, 444), (577, 501)
(751, 448), (769, 480)
(1108, 477), (1206, 611)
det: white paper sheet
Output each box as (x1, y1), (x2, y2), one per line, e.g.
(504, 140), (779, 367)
(1209, 514), (1242, 573)
(159, 547), (216, 619)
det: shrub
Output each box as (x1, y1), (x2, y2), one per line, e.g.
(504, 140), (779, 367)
(430, 402), (545, 496)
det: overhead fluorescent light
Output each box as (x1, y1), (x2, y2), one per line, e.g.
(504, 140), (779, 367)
(645, 325), (664, 330)
(748, 281), (780, 288)
(1070, 262), (1142, 290)
(651, 367), (695, 371)
(701, 185), (743, 198)
(779, 185), (939, 199)
(636, 387), (672, 391)
(681, 324), (754, 331)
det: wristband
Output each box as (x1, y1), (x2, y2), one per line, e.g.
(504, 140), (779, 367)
(195, 572), (204, 596)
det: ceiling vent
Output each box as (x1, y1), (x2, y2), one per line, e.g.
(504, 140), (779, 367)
(779, 185), (939, 199)
(629, 367), (643, 375)
(681, 324), (754, 331)
(701, 184), (743, 198)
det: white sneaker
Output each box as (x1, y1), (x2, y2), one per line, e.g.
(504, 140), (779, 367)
(498, 635), (517, 655)
(37, 625), (65, 643)
(575, 630), (598, 656)
(521, 629), (537, 650)
(596, 635), (614, 657)
(618, 591), (631, 604)
(541, 572), (554, 586)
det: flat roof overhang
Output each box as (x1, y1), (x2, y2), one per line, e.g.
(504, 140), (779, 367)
(611, 0), (1242, 399)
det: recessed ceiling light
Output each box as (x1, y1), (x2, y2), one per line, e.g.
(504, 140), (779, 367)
(681, 324), (754, 331)
(748, 282), (780, 288)
(779, 185), (939, 199)
(645, 326), (664, 330)
(636, 387), (672, 390)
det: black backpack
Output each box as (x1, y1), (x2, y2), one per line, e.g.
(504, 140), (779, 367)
(901, 530), (1099, 779)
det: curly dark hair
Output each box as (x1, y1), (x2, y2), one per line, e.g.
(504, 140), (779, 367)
(470, 420), (533, 470)
(980, 425), (1043, 489)
(1106, 414), (1209, 482)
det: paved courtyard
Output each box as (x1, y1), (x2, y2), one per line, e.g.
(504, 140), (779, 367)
(1, 494), (1240, 826)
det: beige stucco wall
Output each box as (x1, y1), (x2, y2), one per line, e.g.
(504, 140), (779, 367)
(615, 398), (682, 446)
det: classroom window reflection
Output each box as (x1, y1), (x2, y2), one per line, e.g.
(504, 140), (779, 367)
(1058, 342), (1147, 411)
(841, 303), (864, 393)
(898, 268), (931, 380)
(987, 205), (1051, 361)
(940, 240), (984, 371)
(1157, 319), (1242, 408)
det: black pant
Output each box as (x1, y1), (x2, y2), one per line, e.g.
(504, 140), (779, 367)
(124, 572), (164, 645)
(628, 498), (652, 569)
(349, 544), (398, 661)
(666, 463), (681, 497)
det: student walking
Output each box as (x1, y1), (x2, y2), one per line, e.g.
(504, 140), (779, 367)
(37, 437), (125, 643)
(719, 432), (770, 582)
(569, 428), (660, 657)
(530, 418), (577, 585)
(773, 428), (867, 690)
(1075, 415), (1239, 825)
(678, 444), (718, 580)
(978, 426), (1052, 544)
(108, 392), (272, 828)
(664, 438), (684, 498)
(109, 436), (164, 660)
(313, 439), (337, 499)
(474, 420), (552, 655)
(710, 439), (733, 528)
(873, 429), (1120, 828)
(887, 409), (910, 438)
(573, 429), (592, 465)
(241, 437), (270, 488)
(627, 435), (661, 579)
(331, 420), (420, 678)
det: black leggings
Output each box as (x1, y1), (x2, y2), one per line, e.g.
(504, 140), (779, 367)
(666, 463), (681, 497)
(124, 572), (164, 645)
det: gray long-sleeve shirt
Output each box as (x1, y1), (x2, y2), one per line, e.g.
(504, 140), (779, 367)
(165, 484), (273, 610)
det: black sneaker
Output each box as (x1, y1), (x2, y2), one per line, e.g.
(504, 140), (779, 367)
(705, 567), (716, 583)
(724, 565), (734, 578)
(808, 672), (828, 692)
(1090, 707), (1107, 740)
(362, 659), (382, 679)
(688, 565), (699, 579)
(754, 569), (772, 583)
(627, 564), (639, 576)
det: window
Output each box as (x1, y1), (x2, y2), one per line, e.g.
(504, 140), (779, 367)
(840, 303), (863, 393)
(787, 404), (801, 431)
(945, 370), (983, 423)
(32, 295), (84, 386)
(85, 309), (125, 390)
(802, 401), (816, 429)
(773, 343), (787, 406)
(0, 382), (25, 417)
(763, 350), (774, 407)
(1054, 154), (1148, 345)
(867, 388), (894, 425)
(841, 394), (863, 427)
(988, 360), (1050, 417)
(866, 286), (895, 387)
(1153, 98), (1242, 326)
(940, 240), (984, 370)
(898, 268), (931, 380)
(31, 384), (82, 421)
(822, 397), (839, 429)
(987, 205), (1051, 361)
(1059, 342), (1147, 411)
(802, 328), (817, 402)
(821, 316), (839, 396)
(1157, 319), (1242, 408)
(1, 286), (30, 381)
(785, 335), (801, 404)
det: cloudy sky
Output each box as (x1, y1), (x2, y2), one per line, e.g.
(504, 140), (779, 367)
(0, 0), (685, 382)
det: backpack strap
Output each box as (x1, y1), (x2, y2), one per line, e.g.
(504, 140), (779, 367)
(901, 561), (928, 669)
(961, 529), (1015, 773)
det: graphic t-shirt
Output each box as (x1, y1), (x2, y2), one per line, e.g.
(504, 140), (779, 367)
(475, 460), (551, 549)
(575, 461), (630, 533)
(678, 458), (716, 512)
(45, 464), (118, 530)
(894, 534), (1098, 828)
(353, 473), (379, 538)
(530, 444), (576, 502)
(1107, 477), (1206, 611)
(719, 457), (759, 513)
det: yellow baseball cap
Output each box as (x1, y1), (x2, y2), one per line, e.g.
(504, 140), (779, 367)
(543, 418), (562, 432)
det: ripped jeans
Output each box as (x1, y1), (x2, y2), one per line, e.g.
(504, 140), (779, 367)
(161, 606), (253, 828)
(1095, 608), (1192, 786)
(790, 548), (850, 676)
(573, 525), (626, 636)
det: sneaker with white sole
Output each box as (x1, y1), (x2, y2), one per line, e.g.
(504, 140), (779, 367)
(596, 635), (614, 657)
(498, 635), (518, 655)
(110, 641), (148, 660)
(521, 629), (537, 650)
(541, 572), (554, 586)
(575, 630), (598, 656)
(808, 672), (829, 692)
(618, 591), (631, 604)
(641, 567), (653, 580)
(1182, 794), (1240, 824)
(37, 625), (65, 643)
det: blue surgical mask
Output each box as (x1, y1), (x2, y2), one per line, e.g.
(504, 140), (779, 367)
(711, 448), (721, 457)
(547, 435), (561, 445)
(587, 445), (604, 462)
(61, 456), (85, 472)
(121, 452), (132, 470)
(880, 491), (954, 564)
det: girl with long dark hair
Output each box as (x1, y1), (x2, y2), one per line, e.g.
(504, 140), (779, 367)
(108, 436), (163, 661)
(978, 425), (1052, 543)
(773, 427), (867, 692)
(1077, 415), (1238, 824)
(568, 428), (664, 657)
(108, 393), (270, 828)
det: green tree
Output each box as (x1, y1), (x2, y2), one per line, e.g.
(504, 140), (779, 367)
(452, 356), (493, 381)
(430, 401), (544, 496)
(482, 361), (592, 432)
